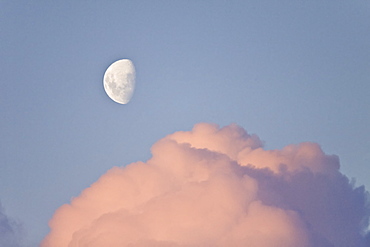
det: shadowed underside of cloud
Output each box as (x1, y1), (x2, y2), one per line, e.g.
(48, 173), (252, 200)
(42, 123), (370, 247)
(0, 203), (23, 247)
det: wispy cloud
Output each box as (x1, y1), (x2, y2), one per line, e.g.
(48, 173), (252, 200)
(0, 202), (23, 247)
(42, 123), (370, 247)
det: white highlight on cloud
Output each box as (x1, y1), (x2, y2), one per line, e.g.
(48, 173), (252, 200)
(42, 123), (370, 247)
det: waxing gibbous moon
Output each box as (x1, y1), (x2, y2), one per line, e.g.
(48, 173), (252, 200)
(103, 59), (136, 104)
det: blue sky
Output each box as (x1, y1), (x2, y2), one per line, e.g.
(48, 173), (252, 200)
(1, 1), (369, 246)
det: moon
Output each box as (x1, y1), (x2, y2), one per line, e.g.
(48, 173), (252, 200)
(103, 59), (136, 104)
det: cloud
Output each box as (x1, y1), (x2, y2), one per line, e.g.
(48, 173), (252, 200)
(42, 123), (370, 247)
(0, 202), (23, 247)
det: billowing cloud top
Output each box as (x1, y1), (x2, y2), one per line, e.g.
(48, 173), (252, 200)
(42, 123), (370, 247)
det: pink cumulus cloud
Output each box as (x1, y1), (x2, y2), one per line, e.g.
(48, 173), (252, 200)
(42, 123), (370, 247)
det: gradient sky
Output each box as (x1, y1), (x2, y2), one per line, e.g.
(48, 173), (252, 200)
(1, 1), (369, 246)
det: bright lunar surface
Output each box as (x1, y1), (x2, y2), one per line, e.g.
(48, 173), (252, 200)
(103, 59), (136, 104)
